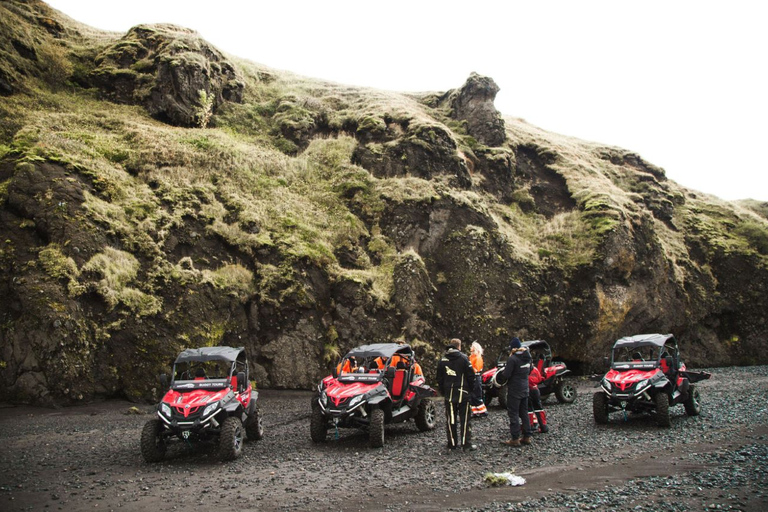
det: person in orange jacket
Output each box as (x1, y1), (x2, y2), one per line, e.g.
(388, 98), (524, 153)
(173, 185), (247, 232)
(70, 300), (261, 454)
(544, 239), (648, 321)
(385, 354), (424, 376)
(336, 357), (357, 375)
(527, 364), (549, 433)
(469, 342), (488, 417)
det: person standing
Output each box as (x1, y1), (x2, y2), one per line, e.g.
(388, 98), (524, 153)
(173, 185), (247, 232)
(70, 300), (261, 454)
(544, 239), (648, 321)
(500, 337), (533, 447)
(528, 364), (549, 433)
(469, 342), (488, 417)
(436, 338), (477, 451)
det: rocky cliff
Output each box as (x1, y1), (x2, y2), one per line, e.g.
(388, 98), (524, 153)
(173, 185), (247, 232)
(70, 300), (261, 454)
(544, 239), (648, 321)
(1, 0), (766, 404)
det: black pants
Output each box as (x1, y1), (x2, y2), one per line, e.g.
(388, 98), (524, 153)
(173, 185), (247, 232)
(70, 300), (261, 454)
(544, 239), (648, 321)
(506, 393), (531, 439)
(444, 400), (471, 448)
(528, 386), (542, 411)
(470, 374), (484, 407)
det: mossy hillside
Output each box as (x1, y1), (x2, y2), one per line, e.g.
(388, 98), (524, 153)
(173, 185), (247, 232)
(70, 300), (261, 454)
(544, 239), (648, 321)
(1, 0), (767, 403)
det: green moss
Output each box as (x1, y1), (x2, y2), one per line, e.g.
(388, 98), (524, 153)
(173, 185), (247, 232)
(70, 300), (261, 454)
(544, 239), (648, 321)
(273, 136), (299, 154)
(323, 339), (341, 364)
(193, 321), (228, 346)
(273, 97), (315, 134)
(131, 58), (154, 73)
(583, 210), (620, 235)
(181, 134), (215, 151)
(0, 178), (9, 206)
(357, 114), (386, 136)
(735, 221), (768, 255)
(82, 247), (160, 314)
(202, 264), (256, 302)
(510, 188), (535, 210)
(119, 287), (162, 316)
(39, 244), (79, 280)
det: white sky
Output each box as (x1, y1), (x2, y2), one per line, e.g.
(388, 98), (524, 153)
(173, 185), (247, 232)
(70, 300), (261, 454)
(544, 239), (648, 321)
(46, 0), (768, 201)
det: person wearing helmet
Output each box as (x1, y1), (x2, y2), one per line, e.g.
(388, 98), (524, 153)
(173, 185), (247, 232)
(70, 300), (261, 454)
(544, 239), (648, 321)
(500, 337), (533, 447)
(469, 342), (488, 417)
(436, 338), (477, 451)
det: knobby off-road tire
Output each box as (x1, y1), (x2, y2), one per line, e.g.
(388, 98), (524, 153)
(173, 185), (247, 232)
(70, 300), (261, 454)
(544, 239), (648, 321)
(498, 385), (508, 409)
(654, 392), (671, 427)
(140, 419), (166, 463)
(245, 404), (264, 441)
(415, 399), (437, 431)
(592, 392), (609, 424)
(310, 406), (327, 443)
(369, 407), (385, 448)
(555, 380), (577, 404)
(684, 385), (701, 416)
(219, 416), (244, 461)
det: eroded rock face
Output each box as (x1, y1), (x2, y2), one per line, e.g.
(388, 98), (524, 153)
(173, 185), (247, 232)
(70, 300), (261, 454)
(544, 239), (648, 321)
(88, 24), (243, 126)
(449, 72), (506, 147)
(353, 124), (472, 188)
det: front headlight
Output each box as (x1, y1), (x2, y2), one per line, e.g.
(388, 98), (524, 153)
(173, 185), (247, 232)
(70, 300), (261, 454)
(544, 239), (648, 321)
(635, 379), (649, 391)
(348, 395), (364, 409)
(320, 392), (328, 407)
(202, 401), (219, 418)
(601, 377), (610, 390)
(160, 403), (172, 418)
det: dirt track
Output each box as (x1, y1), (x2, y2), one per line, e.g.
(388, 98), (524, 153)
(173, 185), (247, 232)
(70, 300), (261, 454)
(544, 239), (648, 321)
(1, 366), (767, 511)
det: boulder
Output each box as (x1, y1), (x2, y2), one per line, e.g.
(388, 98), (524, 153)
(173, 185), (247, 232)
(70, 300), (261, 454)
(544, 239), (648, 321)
(89, 24), (244, 127)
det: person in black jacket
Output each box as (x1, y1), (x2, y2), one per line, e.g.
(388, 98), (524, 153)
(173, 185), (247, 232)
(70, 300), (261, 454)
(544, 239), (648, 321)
(500, 337), (533, 447)
(436, 338), (477, 451)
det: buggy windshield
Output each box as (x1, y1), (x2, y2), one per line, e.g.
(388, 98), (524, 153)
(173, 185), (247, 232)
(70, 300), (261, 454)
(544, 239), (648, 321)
(612, 343), (662, 367)
(337, 343), (415, 375)
(172, 359), (233, 389)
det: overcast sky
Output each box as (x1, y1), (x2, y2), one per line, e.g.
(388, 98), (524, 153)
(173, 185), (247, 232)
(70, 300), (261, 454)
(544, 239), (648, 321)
(46, 0), (767, 202)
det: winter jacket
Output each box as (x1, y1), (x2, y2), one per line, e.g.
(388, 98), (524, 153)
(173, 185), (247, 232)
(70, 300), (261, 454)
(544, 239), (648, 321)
(501, 348), (532, 399)
(528, 366), (544, 390)
(469, 353), (484, 374)
(436, 348), (475, 403)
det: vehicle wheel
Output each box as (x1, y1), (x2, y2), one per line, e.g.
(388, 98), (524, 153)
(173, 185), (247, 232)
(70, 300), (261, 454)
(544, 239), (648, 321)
(140, 419), (166, 463)
(654, 393), (671, 427)
(219, 416), (244, 461)
(369, 407), (385, 448)
(415, 399), (437, 431)
(684, 385), (701, 416)
(592, 392), (609, 424)
(245, 404), (264, 441)
(497, 385), (508, 409)
(310, 405), (327, 443)
(555, 380), (577, 404)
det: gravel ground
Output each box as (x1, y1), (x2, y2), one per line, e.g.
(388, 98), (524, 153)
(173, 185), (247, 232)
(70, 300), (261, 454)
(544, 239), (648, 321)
(0, 365), (766, 511)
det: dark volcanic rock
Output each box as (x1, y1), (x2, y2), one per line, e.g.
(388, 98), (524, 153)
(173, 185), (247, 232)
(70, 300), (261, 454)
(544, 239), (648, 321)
(449, 72), (506, 147)
(89, 24), (244, 126)
(353, 123), (472, 188)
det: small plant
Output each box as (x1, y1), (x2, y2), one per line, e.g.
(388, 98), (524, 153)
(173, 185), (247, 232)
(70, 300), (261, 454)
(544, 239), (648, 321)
(196, 89), (214, 128)
(323, 341), (341, 364)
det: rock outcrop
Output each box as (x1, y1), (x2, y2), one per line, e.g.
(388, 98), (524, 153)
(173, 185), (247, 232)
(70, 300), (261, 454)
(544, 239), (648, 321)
(447, 72), (506, 147)
(87, 24), (244, 126)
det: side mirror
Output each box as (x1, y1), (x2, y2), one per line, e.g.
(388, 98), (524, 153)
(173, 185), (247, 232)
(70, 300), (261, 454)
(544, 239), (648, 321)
(603, 357), (610, 369)
(237, 371), (246, 392)
(159, 374), (168, 389)
(665, 356), (674, 368)
(385, 366), (395, 380)
(332, 367), (339, 379)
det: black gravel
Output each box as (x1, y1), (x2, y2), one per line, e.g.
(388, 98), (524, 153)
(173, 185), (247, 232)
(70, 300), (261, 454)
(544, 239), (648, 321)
(0, 366), (766, 511)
